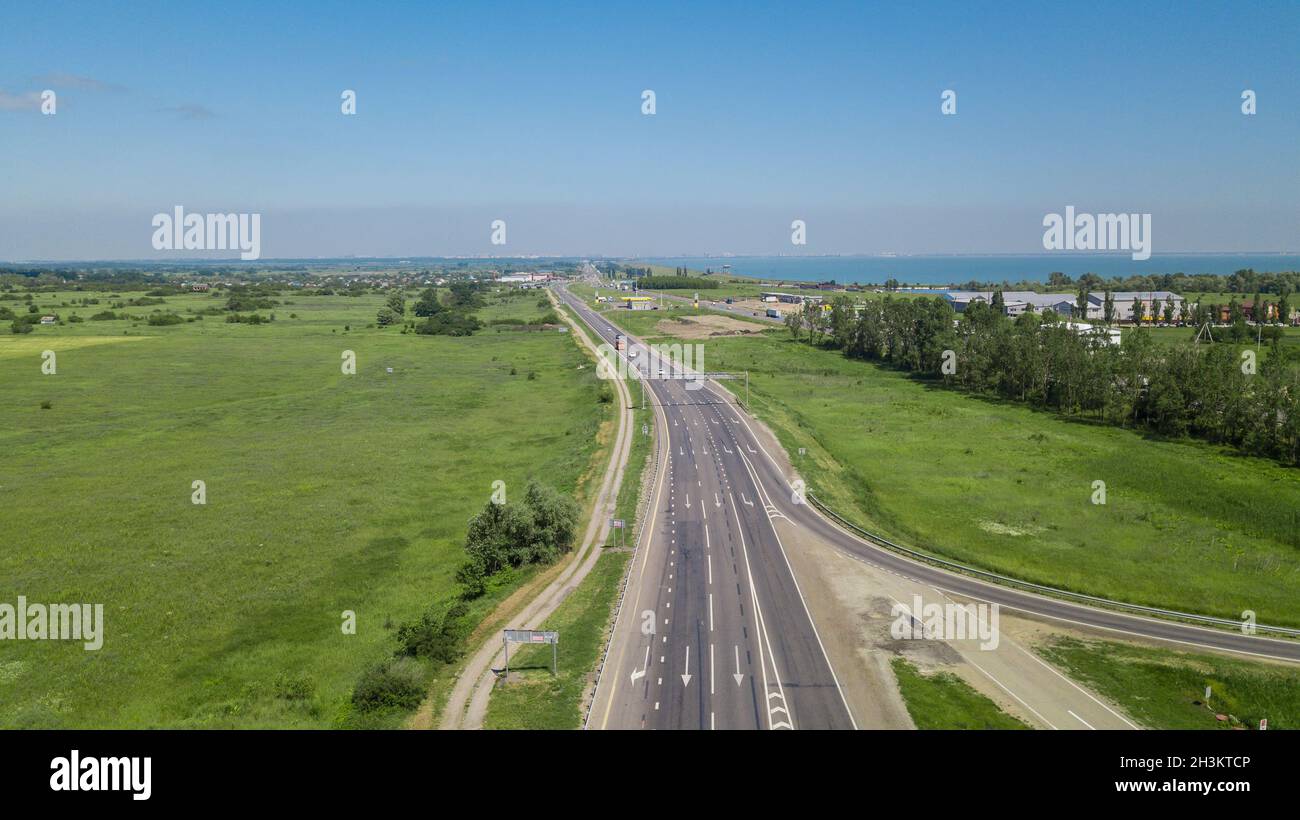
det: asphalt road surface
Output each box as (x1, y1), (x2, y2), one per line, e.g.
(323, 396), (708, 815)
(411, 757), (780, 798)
(560, 285), (1300, 731)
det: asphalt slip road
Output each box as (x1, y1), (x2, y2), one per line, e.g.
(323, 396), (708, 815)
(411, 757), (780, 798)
(559, 285), (1300, 731)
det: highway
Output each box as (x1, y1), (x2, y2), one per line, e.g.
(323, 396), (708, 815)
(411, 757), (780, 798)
(562, 284), (1300, 731)
(564, 288), (856, 730)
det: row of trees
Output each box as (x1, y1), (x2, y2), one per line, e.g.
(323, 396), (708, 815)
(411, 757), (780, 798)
(638, 275), (718, 290)
(786, 296), (1300, 465)
(378, 283), (486, 335)
(965, 268), (1300, 296)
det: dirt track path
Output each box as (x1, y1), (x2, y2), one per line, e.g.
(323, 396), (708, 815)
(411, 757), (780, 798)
(438, 294), (634, 730)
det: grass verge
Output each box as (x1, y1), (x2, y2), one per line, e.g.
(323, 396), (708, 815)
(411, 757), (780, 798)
(891, 658), (1030, 729)
(1036, 637), (1299, 729)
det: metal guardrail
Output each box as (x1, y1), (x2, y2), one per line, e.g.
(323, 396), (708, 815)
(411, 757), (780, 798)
(806, 491), (1300, 638)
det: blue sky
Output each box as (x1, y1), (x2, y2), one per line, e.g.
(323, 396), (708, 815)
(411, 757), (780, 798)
(1, 0), (1297, 258)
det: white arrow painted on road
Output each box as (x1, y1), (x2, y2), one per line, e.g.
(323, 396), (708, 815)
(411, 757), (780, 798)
(685, 494), (691, 509)
(630, 645), (650, 684)
(733, 645), (744, 685)
(681, 645), (692, 687)
(714, 493), (722, 507)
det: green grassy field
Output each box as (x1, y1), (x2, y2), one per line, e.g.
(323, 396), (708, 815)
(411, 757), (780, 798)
(0, 287), (610, 728)
(1037, 637), (1300, 729)
(578, 296), (1300, 628)
(891, 658), (1030, 729)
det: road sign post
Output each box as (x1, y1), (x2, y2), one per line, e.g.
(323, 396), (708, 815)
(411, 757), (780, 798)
(503, 629), (559, 677)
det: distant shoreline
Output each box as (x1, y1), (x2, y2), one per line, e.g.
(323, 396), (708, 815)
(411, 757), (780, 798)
(636, 253), (1300, 286)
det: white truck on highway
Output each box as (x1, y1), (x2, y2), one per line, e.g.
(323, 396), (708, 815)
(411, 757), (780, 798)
(765, 308), (782, 319)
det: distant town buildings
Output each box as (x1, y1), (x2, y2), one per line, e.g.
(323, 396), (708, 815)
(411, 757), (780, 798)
(944, 290), (1186, 323)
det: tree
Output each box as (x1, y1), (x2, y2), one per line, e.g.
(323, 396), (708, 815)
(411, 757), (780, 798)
(990, 290), (1005, 315)
(413, 287), (442, 317)
(1075, 287), (1089, 320)
(1103, 291), (1115, 325)
(784, 310), (806, 341)
(376, 306), (399, 326)
(521, 481), (579, 563)
(386, 290), (406, 317)
(1130, 299), (1144, 325)
(415, 311), (481, 336)
(461, 481), (580, 577)
(447, 281), (483, 309)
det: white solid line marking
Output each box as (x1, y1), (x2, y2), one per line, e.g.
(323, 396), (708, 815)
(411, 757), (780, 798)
(1069, 710), (1096, 730)
(965, 657), (1057, 730)
(1010, 643), (1140, 730)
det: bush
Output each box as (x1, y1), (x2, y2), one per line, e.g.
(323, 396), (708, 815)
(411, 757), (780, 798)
(147, 312), (185, 326)
(395, 602), (470, 663)
(89, 311), (119, 321)
(456, 558), (488, 599)
(414, 311), (482, 336)
(225, 296), (276, 311)
(11, 320), (32, 334)
(351, 658), (426, 713)
(273, 672), (315, 702)
(462, 480), (580, 574)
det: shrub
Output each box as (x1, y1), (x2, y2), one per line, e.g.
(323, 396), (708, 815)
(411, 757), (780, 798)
(414, 311), (482, 336)
(147, 312), (185, 326)
(11, 320), (32, 334)
(89, 311), (119, 321)
(40, 400), (52, 410)
(273, 672), (315, 702)
(395, 602), (469, 663)
(351, 658), (425, 713)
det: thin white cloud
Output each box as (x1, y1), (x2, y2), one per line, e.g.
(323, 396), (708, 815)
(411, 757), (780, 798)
(160, 103), (215, 120)
(0, 89), (43, 111)
(31, 73), (125, 93)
